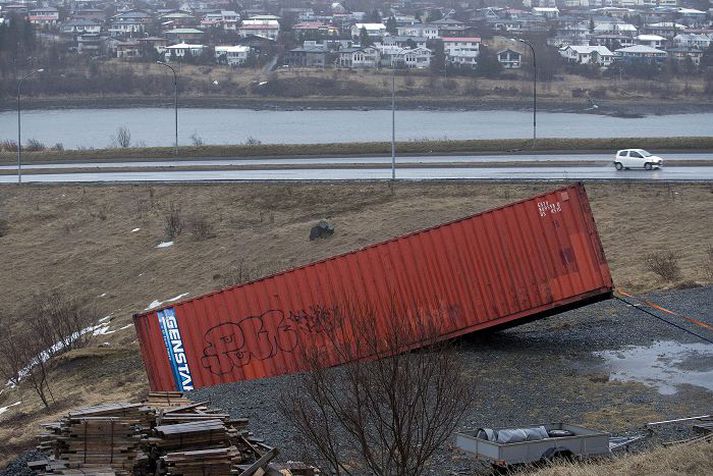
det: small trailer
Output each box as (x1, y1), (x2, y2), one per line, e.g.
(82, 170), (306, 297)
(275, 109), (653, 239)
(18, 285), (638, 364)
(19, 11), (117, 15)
(455, 423), (612, 468)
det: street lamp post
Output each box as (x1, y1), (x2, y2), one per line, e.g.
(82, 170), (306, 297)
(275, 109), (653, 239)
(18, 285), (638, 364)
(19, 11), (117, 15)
(157, 61), (179, 155)
(517, 39), (537, 150)
(17, 68), (44, 185)
(391, 65), (396, 181)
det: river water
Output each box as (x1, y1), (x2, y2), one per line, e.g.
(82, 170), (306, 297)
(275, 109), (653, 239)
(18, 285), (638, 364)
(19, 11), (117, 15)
(0, 108), (709, 148)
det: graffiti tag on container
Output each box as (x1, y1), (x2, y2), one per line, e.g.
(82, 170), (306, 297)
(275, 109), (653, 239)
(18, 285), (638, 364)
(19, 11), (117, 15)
(538, 200), (562, 217)
(201, 306), (337, 376)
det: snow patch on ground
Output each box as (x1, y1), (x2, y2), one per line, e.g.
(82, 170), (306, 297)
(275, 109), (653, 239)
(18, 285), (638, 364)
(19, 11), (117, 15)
(0, 401), (21, 417)
(98, 315), (112, 322)
(156, 241), (174, 248)
(98, 292), (107, 298)
(144, 292), (190, 311)
(131, 228), (141, 233)
(119, 324), (134, 331)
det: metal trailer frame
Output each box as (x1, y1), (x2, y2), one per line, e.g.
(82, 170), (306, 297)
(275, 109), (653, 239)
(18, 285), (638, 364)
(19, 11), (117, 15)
(455, 423), (611, 467)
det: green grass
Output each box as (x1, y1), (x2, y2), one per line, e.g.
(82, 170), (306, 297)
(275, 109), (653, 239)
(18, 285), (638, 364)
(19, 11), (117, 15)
(1, 136), (712, 164)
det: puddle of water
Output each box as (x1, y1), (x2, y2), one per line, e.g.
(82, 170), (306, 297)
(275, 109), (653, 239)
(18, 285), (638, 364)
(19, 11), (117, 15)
(595, 340), (713, 395)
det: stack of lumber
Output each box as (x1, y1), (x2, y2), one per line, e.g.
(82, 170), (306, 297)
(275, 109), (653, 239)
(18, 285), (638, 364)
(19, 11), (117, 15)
(31, 392), (318, 476)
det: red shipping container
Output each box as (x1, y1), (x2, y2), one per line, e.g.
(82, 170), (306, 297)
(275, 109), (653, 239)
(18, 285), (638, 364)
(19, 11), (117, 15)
(134, 183), (613, 391)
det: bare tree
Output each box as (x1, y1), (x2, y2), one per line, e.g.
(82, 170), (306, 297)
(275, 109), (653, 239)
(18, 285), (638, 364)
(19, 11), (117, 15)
(112, 126), (132, 148)
(280, 305), (473, 476)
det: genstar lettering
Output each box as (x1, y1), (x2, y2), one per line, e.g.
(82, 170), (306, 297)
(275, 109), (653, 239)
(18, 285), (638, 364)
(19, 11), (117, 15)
(157, 308), (194, 391)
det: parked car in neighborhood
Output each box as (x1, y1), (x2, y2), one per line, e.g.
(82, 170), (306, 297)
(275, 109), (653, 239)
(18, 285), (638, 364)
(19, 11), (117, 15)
(614, 149), (664, 170)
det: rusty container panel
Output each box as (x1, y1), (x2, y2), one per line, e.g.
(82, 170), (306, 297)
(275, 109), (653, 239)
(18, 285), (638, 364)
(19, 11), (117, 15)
(134, 183), (613, 391)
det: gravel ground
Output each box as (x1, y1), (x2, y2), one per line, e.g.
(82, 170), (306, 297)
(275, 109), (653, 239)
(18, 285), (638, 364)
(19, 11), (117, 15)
(0, 450), (42, 476)
(192, 286), (713, 474)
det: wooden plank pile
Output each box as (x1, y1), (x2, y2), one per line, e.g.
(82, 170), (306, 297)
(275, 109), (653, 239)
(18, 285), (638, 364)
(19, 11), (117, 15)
(30, 392), (318, 476)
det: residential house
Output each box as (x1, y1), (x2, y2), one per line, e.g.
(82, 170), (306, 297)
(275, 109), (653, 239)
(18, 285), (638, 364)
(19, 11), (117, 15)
(615, 45), (668, 62)
(396, 24), (439, 39)
(443, 37), (481, 69)
(286, 45), (329, 67)
(398, 46), (431, 69)
(381, 36), (427, 49)
(201, 11), (240, 30)
(667, 47), (704, 66)
(497, 49), (522, 68)
(110, 10), (153, 37)
(160, 11), (197, 29)
(337, 46), (380, 68)
(673, 33), (711, 50)
(428, 18), (466, 37)
(61, 19), (102, 35)
(164, 43), (206, 61)
(643, 22), (686, 38)
(590, 34), (635, 50)
(115, 40), (141, 59)
(137, 37), (168, 54)
(215, 45), (251, 65)
(560, 45), (615, 65)
(239, 16), (280, 40)
(28, 7), (59, 26)
(532, 7), (559, 19)
(165, 28), (205, 43)
(351, 23), (387, 40)
(636, 34), (666, 48)
(77, 33), (104, 55)
(293, 22), (339, 38)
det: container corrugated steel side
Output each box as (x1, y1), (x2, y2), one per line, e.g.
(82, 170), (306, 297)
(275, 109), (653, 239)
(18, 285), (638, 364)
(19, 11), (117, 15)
(134, 183), (613, 391)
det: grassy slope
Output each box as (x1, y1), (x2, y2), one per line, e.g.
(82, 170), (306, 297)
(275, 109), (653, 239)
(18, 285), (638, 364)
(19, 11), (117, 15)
(0, 181), (712, 469)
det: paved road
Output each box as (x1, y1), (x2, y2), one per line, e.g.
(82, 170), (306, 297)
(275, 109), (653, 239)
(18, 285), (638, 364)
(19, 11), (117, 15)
(3, 166), (713, 183)
(0, 152), (710, 170)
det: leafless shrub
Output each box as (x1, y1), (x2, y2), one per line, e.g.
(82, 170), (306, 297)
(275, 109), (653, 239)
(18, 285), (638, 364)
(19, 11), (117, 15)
(190, 132), (204, 146)
(51, 143), (64, 151)
(25, 138), (46, 151)
(280, 305), (473, 476)
(189, 216), (215, 241)
(163, 202), (184, 240)
(111, 126), (132, 148)
(645, 250), (682, 281)
(0, 293), (93, 408)
(244, 136), (262, 145)
(0, 139), (17, 151)
(90, 203), (109, 221)
(219, 259), (262, 287)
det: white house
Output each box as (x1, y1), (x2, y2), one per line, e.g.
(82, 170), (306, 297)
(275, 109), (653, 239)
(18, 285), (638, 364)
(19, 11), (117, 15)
(397, 24), (439, 39)
(351, 23), (387, 40)
(337, 46), (380, 68)
(29, 7), (59, 26)
(61, 19), (102, 35)
(635, 34), (666, 48)
(673, 33), (712, 50)
(164, 43), (206, 61)
(443, 37), (481, 69)
(215, 45), (250, 65)
(202, 11), (240, 31)
(398, 47), (431, 69)
(239, 16), (280, 40)
(560, 45), (614, 66)
(532, 7), (559, 19)
(615, 45), (667, 62)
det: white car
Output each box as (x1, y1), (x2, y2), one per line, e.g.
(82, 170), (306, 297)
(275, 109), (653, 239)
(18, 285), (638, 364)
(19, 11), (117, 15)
(613, 149), (664, 170)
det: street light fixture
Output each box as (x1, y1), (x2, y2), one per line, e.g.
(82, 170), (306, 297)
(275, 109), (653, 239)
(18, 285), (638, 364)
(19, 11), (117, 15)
(391, 62), (397, 181)
(157, 61), (179, 155)
(514, 38), (537, 150)
(17, 68), (44, 185)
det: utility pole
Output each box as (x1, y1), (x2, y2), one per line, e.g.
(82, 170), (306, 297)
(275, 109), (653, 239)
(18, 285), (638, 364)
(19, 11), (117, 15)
(16, 68), (44, 185)
(517, 39), (537, 150)
(391, 63), (396, 181)
(157, 61), (179, 155)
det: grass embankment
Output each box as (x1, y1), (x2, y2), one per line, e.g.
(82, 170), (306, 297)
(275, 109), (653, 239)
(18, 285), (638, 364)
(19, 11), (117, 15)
(0, 182), (712, 470)
(2, 136), (713, 164)
(535, 439), (713, 475)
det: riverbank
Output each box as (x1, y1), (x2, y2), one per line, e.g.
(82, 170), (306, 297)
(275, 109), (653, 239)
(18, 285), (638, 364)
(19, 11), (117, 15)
(3, 94), (713, 115)
(1, 137), (712, 164)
